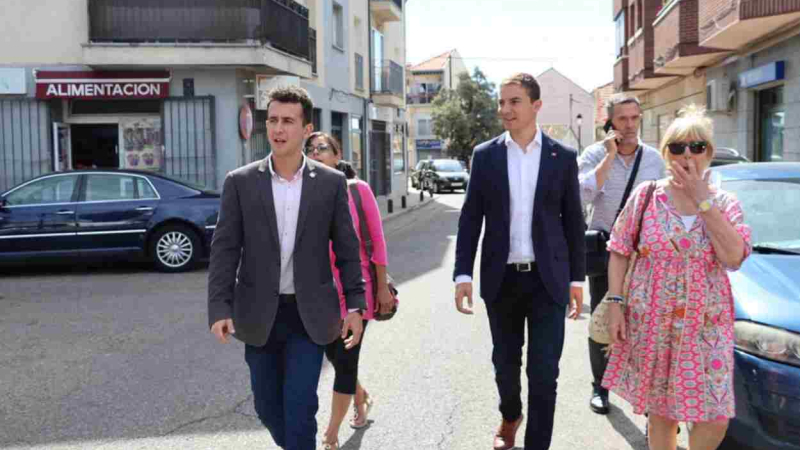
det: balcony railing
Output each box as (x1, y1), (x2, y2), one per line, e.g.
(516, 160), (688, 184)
(371, 60), (404, 96)
(88, 0), (310, 59)
(309, 28), (317, 75)
(406, 92), (439, 105)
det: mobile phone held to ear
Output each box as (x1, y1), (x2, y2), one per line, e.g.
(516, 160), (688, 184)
(604, 120), (621, 143)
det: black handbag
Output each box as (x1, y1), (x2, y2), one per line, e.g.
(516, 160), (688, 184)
(348, 182), (398, 321)
(584, 146), (643, 278)
(584, 229), (611, 277)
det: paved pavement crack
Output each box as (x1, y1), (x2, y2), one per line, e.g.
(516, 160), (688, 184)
(436, 400), (460, 450)
(161, 395), (253, 437)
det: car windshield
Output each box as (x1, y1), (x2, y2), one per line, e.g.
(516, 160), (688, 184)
(433, 161), (464, 172)
(722, 177), (800, 251)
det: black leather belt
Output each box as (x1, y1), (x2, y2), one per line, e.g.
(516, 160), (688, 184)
(279, 294), (296, 304)
(508, 262), (535, 272)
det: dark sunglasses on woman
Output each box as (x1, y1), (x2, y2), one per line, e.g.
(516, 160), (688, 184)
(667, 141), (708, 155)
(305, 143), (331, 155)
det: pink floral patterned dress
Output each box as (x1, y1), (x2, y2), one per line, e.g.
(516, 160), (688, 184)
(601, 181), (752, 422)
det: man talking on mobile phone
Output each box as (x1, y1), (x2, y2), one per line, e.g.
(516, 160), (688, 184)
(577, 94), (665, 415)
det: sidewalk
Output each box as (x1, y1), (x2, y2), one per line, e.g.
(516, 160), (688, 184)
(376, 185), (436, 223)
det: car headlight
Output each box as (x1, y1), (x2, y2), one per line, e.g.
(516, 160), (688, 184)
(735, 321), (800, 368)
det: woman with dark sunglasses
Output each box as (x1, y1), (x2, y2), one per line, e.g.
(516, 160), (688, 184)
(602, 105), (752, 450)
(304, 132), (394, 450)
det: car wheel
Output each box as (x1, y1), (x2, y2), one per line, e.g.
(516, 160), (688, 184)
(149, 225), (200, 272)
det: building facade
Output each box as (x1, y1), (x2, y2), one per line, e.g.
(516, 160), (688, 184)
(613, 0), (800, 162)
(300, 0), (408, 200)
(0, 0), (315, 192)
(1, 0), (409, 202)
(536, 68), (596, 151)
(406, 49), (468, 165)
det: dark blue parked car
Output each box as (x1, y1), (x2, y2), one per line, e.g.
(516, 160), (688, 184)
(0, 170), (219, 272)
(712, 162), (800, 449)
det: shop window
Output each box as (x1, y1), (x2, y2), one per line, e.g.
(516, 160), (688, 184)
(331, 112), (345, 152)
(313, 108), (322, 133)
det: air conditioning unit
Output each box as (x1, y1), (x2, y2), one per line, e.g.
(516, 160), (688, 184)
(706, 79), (730, 112)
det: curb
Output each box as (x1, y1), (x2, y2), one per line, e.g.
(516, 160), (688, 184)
(382, 194), (437, 224)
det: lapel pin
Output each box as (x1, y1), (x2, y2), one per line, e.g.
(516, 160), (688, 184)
(310, 171), (317, 178)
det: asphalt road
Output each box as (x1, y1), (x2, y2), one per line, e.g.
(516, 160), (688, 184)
(1, 192), (718, 450)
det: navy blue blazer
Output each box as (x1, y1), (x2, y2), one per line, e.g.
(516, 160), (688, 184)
(454, 132), (586, 306)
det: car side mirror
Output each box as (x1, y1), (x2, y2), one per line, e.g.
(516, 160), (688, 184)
(0, 198), (7, 210)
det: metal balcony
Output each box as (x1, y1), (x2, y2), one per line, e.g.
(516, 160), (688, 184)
(88, 0), (310, 59)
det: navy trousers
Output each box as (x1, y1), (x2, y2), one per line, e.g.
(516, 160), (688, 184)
(485, 264), (566, 450)
(245, 302), (325, 450)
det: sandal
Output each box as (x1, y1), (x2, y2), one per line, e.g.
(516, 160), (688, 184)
(349, 394), (374, 429)
(320, 440), (339, 450)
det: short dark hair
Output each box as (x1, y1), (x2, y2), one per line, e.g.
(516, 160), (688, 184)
(267, 85), (314, 125)
(500, 73), (541, 102)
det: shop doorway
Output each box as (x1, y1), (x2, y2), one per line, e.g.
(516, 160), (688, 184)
(70, 124), (119, 169)
(757, 86), (785, 162)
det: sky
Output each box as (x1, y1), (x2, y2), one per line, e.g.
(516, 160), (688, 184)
(405, 0), (617, 93)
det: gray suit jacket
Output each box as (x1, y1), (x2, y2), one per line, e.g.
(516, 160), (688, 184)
(207, 157), (366, 346)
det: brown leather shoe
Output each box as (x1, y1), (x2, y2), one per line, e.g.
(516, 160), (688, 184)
(493, 415), (524, 450)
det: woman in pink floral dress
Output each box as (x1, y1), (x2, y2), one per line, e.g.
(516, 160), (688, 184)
(603, 105), (752, 450)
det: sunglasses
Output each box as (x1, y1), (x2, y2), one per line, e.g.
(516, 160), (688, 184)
(667, 141), (708, 155)
(304, 143), (331, 155)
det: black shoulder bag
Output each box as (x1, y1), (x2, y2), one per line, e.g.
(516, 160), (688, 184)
(584, 146), (643, 277)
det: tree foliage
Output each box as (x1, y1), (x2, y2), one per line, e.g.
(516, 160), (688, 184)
(431, 67), (503, 162)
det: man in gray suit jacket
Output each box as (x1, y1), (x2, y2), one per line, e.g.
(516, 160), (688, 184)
(208, 86), (366, 450)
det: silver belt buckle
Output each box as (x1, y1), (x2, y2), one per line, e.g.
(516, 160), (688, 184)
(517, 262), (532, 272)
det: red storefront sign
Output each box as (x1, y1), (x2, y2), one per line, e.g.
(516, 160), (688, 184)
(34, 70), (171, 100)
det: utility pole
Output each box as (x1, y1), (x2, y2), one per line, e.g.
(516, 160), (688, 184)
(449, 52), (453, 88)
(569, 93), (574, 141)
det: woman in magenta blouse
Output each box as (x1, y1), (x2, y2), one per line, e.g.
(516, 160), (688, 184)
(305, 132), (394, 450)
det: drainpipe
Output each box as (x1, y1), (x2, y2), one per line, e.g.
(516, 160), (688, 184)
(364, 0), (373, 184)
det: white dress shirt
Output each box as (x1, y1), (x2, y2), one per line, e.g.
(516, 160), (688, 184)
(505, 130), (541, 264)
(455, 130), (583, 288)
(269, 154), (306, 295)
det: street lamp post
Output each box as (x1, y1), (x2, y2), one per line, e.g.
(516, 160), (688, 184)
(576, 113), (583, 150)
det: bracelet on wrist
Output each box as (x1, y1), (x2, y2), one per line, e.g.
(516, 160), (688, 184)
(603, 295), (625, 304)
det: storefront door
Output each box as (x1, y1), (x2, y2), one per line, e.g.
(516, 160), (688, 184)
(758, 86), (785, 162)
(52, 123), (72, 172)
(71, 124), (120, 169)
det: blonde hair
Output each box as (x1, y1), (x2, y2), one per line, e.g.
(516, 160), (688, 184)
(658, 104), (716, 162)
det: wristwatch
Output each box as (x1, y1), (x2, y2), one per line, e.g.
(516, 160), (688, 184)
(698, 197), (714, 212)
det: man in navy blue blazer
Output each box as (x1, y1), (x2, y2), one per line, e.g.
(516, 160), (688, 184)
(454, 73), (586, 450)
